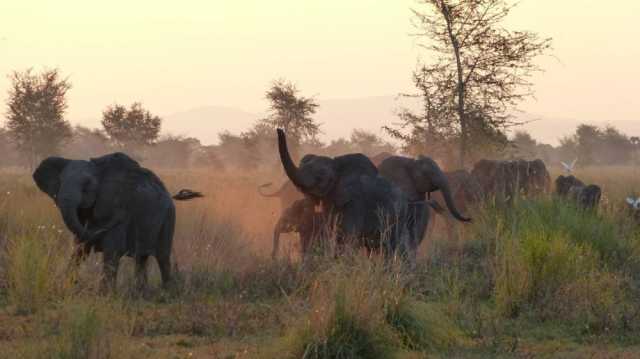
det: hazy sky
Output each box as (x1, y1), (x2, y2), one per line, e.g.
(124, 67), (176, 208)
(1, 0), (639, 140)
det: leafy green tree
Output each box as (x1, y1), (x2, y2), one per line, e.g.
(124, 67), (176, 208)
(5, 68), (72, 168)
(101, 102), (161, 158)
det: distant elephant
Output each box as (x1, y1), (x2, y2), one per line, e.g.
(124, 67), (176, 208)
(428, 169), (482, 241)
(276, 129), (410, 259)
(471, 159), (551, 204)
(271, 197), (325, 259)
(33, 152), (198, 290)
(377, 156), (471, 251)
(257, 180), (303, 210)
(555, 175), (601, 210)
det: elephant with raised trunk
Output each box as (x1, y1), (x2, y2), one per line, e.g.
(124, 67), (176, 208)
(33, 152), (199, 290)
(276, 129), (410, 258)
(378, 156), (472, 248)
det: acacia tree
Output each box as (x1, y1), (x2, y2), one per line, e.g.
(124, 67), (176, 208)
(101, 102), (161, 158)
(412, 0), (552, 166)
(262, 79), (320, 149)
(385, 64), (457, 158)
(5, 68), (72, 168)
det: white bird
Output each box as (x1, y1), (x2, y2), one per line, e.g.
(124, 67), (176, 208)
(561, 158), (578, 174)
(626, 197), (640, 210)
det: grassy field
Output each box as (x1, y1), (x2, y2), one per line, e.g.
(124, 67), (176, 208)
(1, 165), (640, 358)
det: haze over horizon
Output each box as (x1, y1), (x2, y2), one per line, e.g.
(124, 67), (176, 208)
(1, 0), (639, 146)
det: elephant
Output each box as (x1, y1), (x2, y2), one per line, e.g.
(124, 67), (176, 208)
(271, 197), (326, 259)
(257, 180), (303, 210)
(471, 159), (551, 204)
(377, 156), (472, 251)
(555, 175), (601, 210)
(276, 129), (411, 259)
(33, 152), (198, 290)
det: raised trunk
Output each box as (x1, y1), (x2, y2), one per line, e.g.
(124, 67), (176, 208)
(277, 129), (309, 190)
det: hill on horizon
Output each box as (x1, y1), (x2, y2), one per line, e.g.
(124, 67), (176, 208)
(142, 96), (640, 147)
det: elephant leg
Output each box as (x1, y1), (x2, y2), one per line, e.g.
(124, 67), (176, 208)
(135, 255), (149, 291)
(156, 253), (172, 288)
(101, 251), (120, 292)
(272, 218), (284, 259)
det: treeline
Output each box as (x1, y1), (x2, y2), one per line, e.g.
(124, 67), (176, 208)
(0, 71), (394, 171)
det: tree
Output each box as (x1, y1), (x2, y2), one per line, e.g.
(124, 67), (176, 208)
(509, 130), (537, 159)
(412, 0), (552, 166)
(384, 64), (457, 159)
(5, 68), (72, 168)
(101, 102), (161, 158)
(62, 126), (111, 159)
(262, 79), (320, 148)
(349, 129), (395, 156)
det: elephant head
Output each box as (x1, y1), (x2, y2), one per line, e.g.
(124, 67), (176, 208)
(378, 155), (471, 223)
(529, 159), (551, 194)
(33, 157), (99, 240)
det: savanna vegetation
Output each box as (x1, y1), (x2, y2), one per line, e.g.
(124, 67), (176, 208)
(1, 165), (640, 358)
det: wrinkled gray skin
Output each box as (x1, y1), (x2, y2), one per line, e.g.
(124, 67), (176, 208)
(276, 129), (410, 260)
(555, 175), (601, 210)
(377, 156), (471, 250)
(33, 152), (176, 291)
(271, 197), (325, 260)
(428, 170), (482, 241)
(471, 159), (551, 204)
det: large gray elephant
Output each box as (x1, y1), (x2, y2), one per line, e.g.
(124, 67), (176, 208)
(276, 129), (410, 259)
(33, 152), (197, 290)
(377, 156), (471, 249)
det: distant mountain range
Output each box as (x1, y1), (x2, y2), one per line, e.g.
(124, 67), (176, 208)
(161, 96), (639, 146)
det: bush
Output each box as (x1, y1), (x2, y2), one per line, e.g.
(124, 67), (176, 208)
(4, 232), (69, 314)
(265, 257), (467, 358)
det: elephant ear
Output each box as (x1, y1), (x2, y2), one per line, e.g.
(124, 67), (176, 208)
(33, 157), (71, 199)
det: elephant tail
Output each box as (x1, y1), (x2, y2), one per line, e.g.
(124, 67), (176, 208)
(173, 189), (204, 201)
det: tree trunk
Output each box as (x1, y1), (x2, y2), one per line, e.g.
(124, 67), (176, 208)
(441, 1), (466, 168)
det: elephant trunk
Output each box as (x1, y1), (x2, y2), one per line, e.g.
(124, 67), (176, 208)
(277, 129), (310, 190)
(436, 177), (472, 223)
(59, 205), (86, 240)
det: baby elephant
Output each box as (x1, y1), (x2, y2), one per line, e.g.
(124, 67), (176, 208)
(271, 197), (325, 260)
(555, 175), (601, 210)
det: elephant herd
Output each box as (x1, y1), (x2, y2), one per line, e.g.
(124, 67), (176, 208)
(31, 129), (611, 292)
(263, 130), (608, 261)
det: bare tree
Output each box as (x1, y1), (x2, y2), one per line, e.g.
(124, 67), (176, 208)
(412, 0), (552, 166)
(5, 68), (72, 168)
